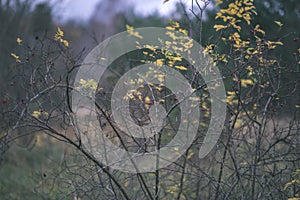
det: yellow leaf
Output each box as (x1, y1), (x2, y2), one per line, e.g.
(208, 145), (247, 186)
(79, 79), (87, 85)
(144, 45), (156, 52)
(241, 79), (254, 87)
(175, 65), (187, 71)
(11, 53), (19, 59)
(63, 39), (69, 47)
(156, 74), (165, 82)
(125, 24), (133, 31)
(10, 53), (21, 63)
(172, 21), (180, 28)
(179, 28), (188, 35)
(57, 27), (64, 36)
(172, 56), (182, 62)
(126, 24), (143, 39)
(189, 97), (201, 101)
(144, 96), (151, 103)
(274, 41), (283, 45)
(166, 26), (175, 31)
(187, 151), (194, 160)
(213, 24), (227, 31)
(227, 91), (235, 96)
(158, 99), (165, 103)
(155, 59), (164, 66)
(16, 37), (22, 45)
(215, 0), (223, 6)
(274, 21), (283, 27)
(254, 24), (265, 35)
(32, 111), (41, 118)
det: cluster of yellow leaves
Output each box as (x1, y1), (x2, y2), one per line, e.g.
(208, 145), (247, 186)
(79, 79), (98, 91)
(165, 21), (192, 53)
(229, 32), (250, 49)
(214, 0), (257, 32)
(226, 91), (238, 106)
(203, 44), (215, 56)
(203, 44), (228, 71)
(258, 57), (277, 67)
(123, 89), (142, 100)
(123, 88), (156, 110)
(154, 73), (166, 82)
(161, 21), (193, 70)
(246, 65), (254, 76)
(215, 2), (283, 67)
(32, 110), (49, 119)
(136, 21), (190, 71)
(126, 24), (143, 39)
(253, 24), (265, 36)
(54, 27), (69, 47)
(166, 21), (188, 36)
(189, 96), (201, 108)
(77, 79), (100, 97)
(240, 79), (254, 87)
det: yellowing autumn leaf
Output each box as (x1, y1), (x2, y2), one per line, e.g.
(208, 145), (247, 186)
(254, 24), (266, 35)
(189, 97), (201, 101)
(57, 27), (64, 37)
(63, 40), (69, 47)
(214, 24), (227, 31)
(274, 41), (283, 45)
(16, 37), (22, 45)
(274, 21), (283, 27)
(79, 79), (87, 85)
(172, 56), (182, 62)
(32, 110), (48, 119)
(187, 151), (194, 160)
(10, 53), (21, 63)
(144, 44), (157, 52)
(126, 24), (143, 39)
(178, 28), (188, 35)
(155, 59), (164, 66)
(125, 24), (133, 31)
(171, 21), (180, 28)
(156, 74), (165, 82)
(175, 65), (187, 71)
(166, 26), (175, 31)
(32, 111), (41, 118)
(227, 91), (235, 96)
(54, 27), (69, 47)
(215, 0), (223, 6)
(241, 79), (254, 87)
(144, 96), (151, 103)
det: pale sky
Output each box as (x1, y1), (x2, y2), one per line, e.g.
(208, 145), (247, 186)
(35, 0), (190, 23)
